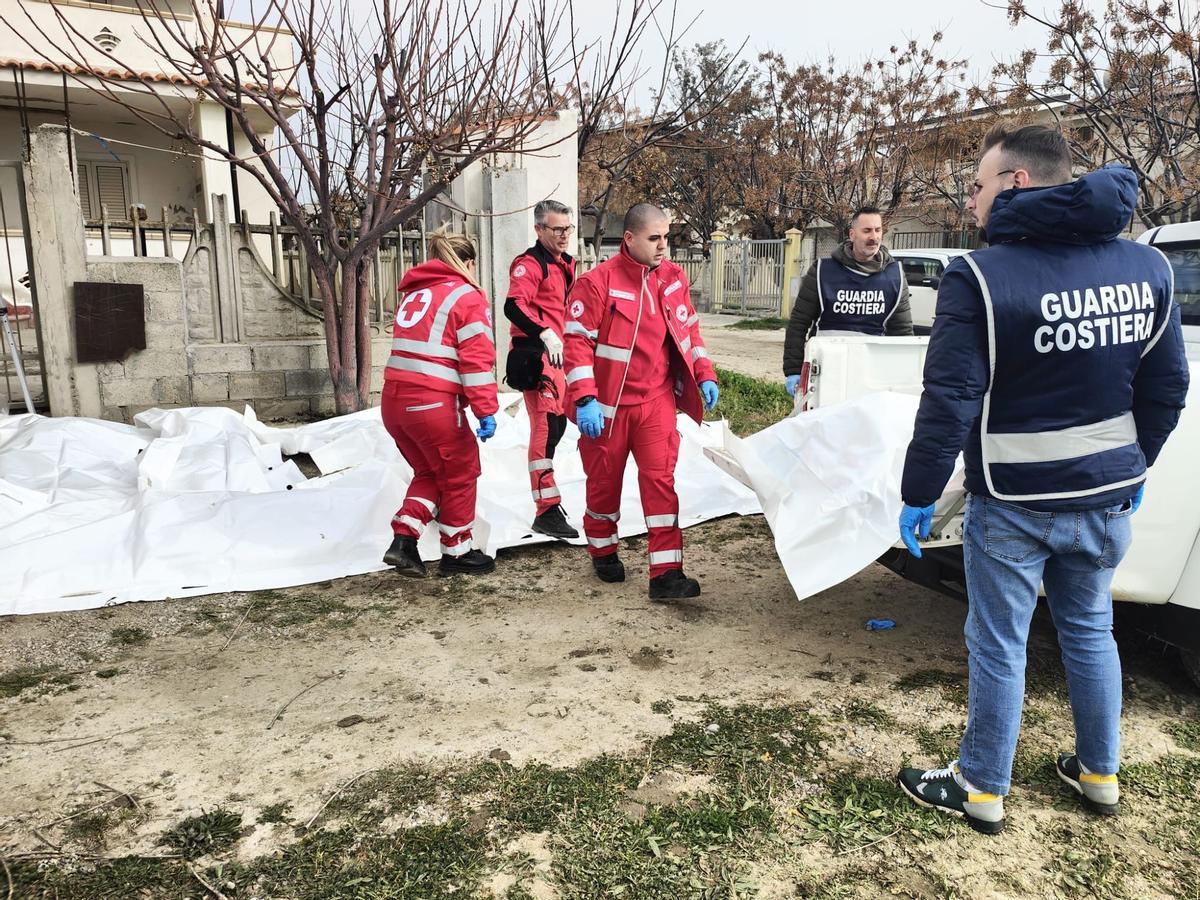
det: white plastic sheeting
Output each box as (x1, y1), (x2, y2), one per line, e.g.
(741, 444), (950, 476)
(0, 397), (761, 616)
(727, 393), (964, 602)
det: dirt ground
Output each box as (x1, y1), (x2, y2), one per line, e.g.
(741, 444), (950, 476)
(699, 316), (787, 384)
(2, 322), (1199, 898)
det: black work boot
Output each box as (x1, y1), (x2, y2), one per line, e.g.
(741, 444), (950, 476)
(438, 549), (496, 577)
(648, 569), (701, 601)
(531, 504), (580, 540)
(383, 535), (426, 578)
(592, 553), (625, 583)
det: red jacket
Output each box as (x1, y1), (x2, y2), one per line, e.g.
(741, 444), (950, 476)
(505, 242), (576, 340)
(384, 260), (498, 418)
(563, 245), (716, 424)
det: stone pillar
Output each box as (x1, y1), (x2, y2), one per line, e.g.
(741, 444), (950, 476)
(483, 166), (530, 379)
(24, 124), (102, 418)
(195, 104), (235, 224)
(709, 231), (728, 314)
(782, 227), (804, 318)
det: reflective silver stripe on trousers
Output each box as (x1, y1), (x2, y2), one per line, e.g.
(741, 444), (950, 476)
(649, 550), (683, 565)
(566, 366), (593, 384)
(411, 497), (437, 515)
(392, 337), (458, 360)
(565, 321), (598, 339)
(439, 521), (473, 536)
(691, 346), (709, 362)
(456, 321), (494, 343)
(462, 371), (496, 387)
(595, 344), (632, 362)
(585, 508), (620, 522)
(395, 514), (425, 532)
(386, 356), (463, 384)
(405, 401), (444, 412)
(529, 459), (553, 472)
(440, 539), (472, 556)
(588, 535), (620, 548)
(645, 514), (679, 529)
(532, 487), (561, 500)
(984, 412), (1138, 465)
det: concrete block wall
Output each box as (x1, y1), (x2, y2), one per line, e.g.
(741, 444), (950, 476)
(84, 257), (391, 423)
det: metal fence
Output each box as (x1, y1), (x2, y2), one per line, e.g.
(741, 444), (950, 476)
(709, 238), (788, 316)
(890, 229), (979, 250)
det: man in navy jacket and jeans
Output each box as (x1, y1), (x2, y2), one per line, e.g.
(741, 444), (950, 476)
(896, 124), (1189, 834)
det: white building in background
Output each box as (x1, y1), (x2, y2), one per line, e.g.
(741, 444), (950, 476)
(0, 0), (293, 299)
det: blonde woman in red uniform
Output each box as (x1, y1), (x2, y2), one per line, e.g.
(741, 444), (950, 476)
(381, 229), (499, 578)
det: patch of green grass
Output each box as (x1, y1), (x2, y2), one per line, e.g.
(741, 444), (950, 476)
(795, 771), (953, 852)
(893, 669), (967, 705)
(241, 820), (490, 900)
(63, 801), (141, 852)
(491, 756), (637, 831)
(705, 367), (792, 436)
(0, 665), (69, 698)
(649, 703), (825, 795)
(160, 807), (242, 859)
(912, 724), (960, 761)
(650, 698), (675, 715)
(728, 316), (788, 330)
(257, 801), (291, 824)
(1051, 826), (1131, 898)
(246, 590), (356, 629)
(1166, 719), (1200, 752)
(9, 857), (192, 898)
(109, 626), (150, 647)
(843, 699), (896, 729)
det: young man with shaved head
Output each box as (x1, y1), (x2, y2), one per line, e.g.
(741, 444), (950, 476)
(563, 203), (719, 600)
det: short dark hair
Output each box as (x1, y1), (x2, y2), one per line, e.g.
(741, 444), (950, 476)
(981, 124), (1071, 185)
(850, 205), (882, 225)
(623, 202), (669, 235)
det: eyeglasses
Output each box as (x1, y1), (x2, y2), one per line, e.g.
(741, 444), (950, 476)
(538, 224), (574, 237)
(969, 169), (1015, 199)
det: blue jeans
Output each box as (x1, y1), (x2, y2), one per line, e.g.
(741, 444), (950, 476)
(959, 494), (1133, 795)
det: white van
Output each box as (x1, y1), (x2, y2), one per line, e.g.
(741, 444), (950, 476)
(797, 232), (1200, 685)
(892, 248), (970, 332)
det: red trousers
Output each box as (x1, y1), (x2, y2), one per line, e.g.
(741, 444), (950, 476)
(579, 391), (683, 578)
(525, 365), (567, 515)
(381, 381), (479, 557)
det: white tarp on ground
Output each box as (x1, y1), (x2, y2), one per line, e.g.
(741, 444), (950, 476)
(728, 393), (964, 602)
(0, 396), (762, 616)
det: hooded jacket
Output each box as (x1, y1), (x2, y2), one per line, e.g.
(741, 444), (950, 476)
(384, 259), (499, 419)
(901, 166), (1189, 511)
(782, 241), (913, 376)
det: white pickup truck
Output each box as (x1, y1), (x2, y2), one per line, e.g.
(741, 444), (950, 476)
(796, 225), (1200, 685)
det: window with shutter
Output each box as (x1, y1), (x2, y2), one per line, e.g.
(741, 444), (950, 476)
(78, 164), (94, 221)
(94, 164), (130, 219)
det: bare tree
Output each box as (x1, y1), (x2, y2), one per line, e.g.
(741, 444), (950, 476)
(569, 1), (748, 249)
(996, 0), (1200, 227)
(8, 0), (578, 413)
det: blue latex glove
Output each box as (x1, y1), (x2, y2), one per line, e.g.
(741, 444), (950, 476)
(899, 503), (936, 558)
(576, 399), (605, 439)
(475, 415), (496, 442)
(1131, 483), (1145, 513)
(786, 374), (801, 397)
(700, 380), (719, 411)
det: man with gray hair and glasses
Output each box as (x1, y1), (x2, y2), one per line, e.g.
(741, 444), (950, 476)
(503, 199), (581, 540)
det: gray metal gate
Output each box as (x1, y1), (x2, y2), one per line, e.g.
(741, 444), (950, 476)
(0, 161), (46, 412)
(716, 238), (787, 316)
